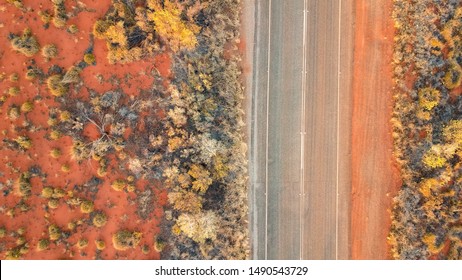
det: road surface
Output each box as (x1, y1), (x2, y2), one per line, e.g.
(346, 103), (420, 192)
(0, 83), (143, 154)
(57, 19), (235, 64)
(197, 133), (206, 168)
(248, 0), (354, 260)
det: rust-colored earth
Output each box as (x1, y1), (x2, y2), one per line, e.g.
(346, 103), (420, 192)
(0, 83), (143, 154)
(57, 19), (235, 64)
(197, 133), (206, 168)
(350, 0), (402, 260)
(0, 1), (169, 259)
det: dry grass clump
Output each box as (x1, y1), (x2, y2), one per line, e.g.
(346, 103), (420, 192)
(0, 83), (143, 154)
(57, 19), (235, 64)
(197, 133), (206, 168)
(111, 179), (126, 192)
(67, 24), (78, 34)
(50, 148), (61, 158)
(6, 0), (23, 9)
(20, 100), (34, 113)
(41, 186), (54, 198)
(95, 240), (106, 250)
(80, 200), (94, 213)
(52, 0), (67, 28)
(92, 212), (107, 227)
(7, 106), (20, 120)
(76, 239), (88, 249)
(36, 239), (49, 251)
(8, 86), (19, 97)
(25, 68), (42, 81)
(0, 227), (6, 238)
(47, 75), (69, 97)
(48, 224), (61, 241)
(112, 230), (141, 251)
(83, 53), (96, 65)
(14, 136), (32, 150)
(61, 66), (81, 84)
(49, 129), (61, 140)
(41, 44), (58, 59)
(9, 28), (40, 57)
(9, 73), (19, 82)
(47, 199), (60, 209)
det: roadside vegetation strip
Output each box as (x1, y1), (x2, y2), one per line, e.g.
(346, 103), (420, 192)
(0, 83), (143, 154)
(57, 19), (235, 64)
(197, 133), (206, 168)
(390, 0), (462, 260)
(93, 0), (249, 259)
(0, 0), (247, 260)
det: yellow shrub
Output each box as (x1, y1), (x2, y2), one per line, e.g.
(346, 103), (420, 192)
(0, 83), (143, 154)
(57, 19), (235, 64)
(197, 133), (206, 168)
(20, 100), (34, 113)
(423, 151), (447, 169)
(418, 87), (440, 110)
(41, 186), (54, 198)
(95, 240), (106, 250)
(423, 233), (444, 254)
(48, 224), (61, 241)
(15, 136), (32, 150)
(80, 200), (94, 213)
(111, 179), (126, 192)
(150, 0), (200, 51)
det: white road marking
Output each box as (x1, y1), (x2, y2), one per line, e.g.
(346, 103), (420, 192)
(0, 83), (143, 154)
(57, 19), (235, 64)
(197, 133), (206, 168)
(336, 0), (342, 260)
(300, 0), (308, 260)
(265, 0), (272, 261)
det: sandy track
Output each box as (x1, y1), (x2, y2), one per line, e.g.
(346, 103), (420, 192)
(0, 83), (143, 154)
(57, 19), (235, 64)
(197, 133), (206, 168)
(350, 0), (401, 260)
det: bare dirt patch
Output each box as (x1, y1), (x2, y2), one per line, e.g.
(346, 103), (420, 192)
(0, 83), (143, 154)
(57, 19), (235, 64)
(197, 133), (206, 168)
(350, 0), (402, 260)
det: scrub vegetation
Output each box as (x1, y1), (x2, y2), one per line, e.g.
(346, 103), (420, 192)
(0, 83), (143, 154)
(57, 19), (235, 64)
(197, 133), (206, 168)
(390, 0), (462, 260)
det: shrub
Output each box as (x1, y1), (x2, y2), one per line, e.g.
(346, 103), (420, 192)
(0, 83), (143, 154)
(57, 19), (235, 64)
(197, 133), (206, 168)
(67, 221), (76, 230)
(61, 164), (70, 172)
(67, 24), (78, 34)
(111, 179), (126, 192)
(8, 86), (19, 96)
(50, 148), (61, 158)
(92, 20), (110, 39)
(15, 136), (32, 150)
(9, 28), (40, 57)
(38, 10), (52, 24)
(41, 187), (54, 198)
(80, 200), (94, 213)
(16, 172), (32, 197)
(92, 212), (107, 227)
(7, 106), (20, 120)
(47, 75), (68, 97)
(48, 199), (59, 209)
(95, 240), (105, 250)
(444, 61), (462, 90)
(112, 230), (142, 251)
(154, 236), (165, 252)
(25, 68), (41, 80)
(61, 66), (81, 84)
(41, 44), (58, 59)
(50, 130), (61, 140)
(76, 239), (88, 249)
(83, 53), (96, 65)
(418, 87), (440, 111)
(37, 239), (49, 251)
(9, 73), (19, 82)
(48, 224), (61, 241)
(20, 100), (34, 113)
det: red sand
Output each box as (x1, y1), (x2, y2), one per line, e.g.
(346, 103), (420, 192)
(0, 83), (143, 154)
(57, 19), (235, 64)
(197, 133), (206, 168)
(0, 1), (170, 259)
(350, 0), (402, 260)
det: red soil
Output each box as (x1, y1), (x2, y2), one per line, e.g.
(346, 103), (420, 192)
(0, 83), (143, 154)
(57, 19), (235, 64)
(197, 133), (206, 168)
(0, 0), (170, 259)
(350, 0), (402, 259)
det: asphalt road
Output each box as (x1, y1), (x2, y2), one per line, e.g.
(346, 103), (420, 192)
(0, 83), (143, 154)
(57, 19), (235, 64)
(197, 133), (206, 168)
(248, 0), (354, 260)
